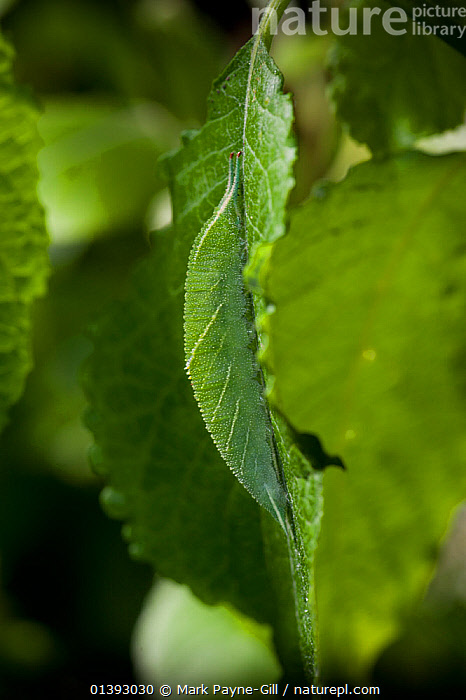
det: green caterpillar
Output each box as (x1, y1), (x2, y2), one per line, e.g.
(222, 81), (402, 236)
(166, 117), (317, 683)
(184, 152), (288, 527)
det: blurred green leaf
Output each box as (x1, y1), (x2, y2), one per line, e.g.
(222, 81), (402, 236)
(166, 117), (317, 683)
(133, 578), (281, 686)
(0, 33), (48, 433)
(263, 151), (466, 679)
(38, 98), (179, 245)
(329, 0), (466, 154)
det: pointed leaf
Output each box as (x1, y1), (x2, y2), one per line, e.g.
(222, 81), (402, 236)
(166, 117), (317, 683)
(83, 6), (323, 678)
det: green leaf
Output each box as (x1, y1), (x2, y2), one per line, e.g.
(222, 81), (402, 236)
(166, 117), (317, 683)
(82, 27), (296, 622)
(84, 0), (363, 676)
(180, 141), (324, 674)
(173, 17), (329, 675)
(167, 10), (329, 674)
(262, 151), (466, 679)
(0, 35), (49, 433)
(83, 6), (323, 677)
(82, 232), (274, 624)
(329, 0), (466, 154)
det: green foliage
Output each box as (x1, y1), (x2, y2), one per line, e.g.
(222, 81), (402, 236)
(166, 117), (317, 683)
(329, 0), (466, 154)
(0, 34), (48, 433)
(83, 15), (316, 677)
(38, 98), (178, 244)
(82, 231), (275, 625)
(81, 0), (466, 685)
(2, 0), (462, 688)
(262, 152), (466, 679)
